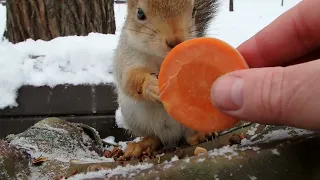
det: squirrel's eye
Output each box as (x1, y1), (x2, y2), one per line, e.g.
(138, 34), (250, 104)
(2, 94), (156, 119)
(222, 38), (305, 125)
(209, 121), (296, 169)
(137, 8), (147, 21)
(192, 7), (196, 18)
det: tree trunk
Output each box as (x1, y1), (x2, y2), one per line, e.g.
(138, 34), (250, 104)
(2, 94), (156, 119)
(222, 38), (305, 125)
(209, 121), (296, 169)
(5, 0), (116, 44)
(229, 0), (234, 12)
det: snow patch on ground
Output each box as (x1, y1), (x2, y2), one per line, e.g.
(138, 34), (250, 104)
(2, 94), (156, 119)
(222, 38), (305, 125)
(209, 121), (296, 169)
(170, 155), (179, 162)
(214, 174), (219, 180)
(197, 158), (205, 163)
(103, 136), (117, 146)
(67, 162), (154, 180)
(248, 175), (258, 180)
(184, 158), (190, 163)
(271, 148), (280, 156)
(15, 143), (113, 165)
(208, 145), (240, 160)
(163, 162), (173, 170)
(247, 124), (260, 136)
(241, 128), (314, 145)
(208, 144), (261, 160)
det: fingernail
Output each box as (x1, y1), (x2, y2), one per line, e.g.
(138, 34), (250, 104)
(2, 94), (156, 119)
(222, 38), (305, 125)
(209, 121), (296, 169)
(211, 75), (244, 111)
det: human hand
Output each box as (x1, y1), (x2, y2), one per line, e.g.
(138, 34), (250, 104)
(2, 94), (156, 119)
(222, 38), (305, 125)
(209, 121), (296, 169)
(210, 0), (320, 130)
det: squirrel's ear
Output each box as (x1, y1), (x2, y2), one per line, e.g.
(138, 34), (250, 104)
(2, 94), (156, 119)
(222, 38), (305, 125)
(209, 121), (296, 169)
(127, 0), (138, 8)
(191, 0), (195, 7)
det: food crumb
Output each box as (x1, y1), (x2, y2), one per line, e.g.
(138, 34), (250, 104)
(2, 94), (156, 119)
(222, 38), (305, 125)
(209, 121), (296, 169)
(194, 146), (208, 156)
(271, 149), (280, 155)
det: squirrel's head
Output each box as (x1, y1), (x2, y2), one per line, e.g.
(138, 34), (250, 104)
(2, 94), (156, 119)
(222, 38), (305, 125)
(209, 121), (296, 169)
(124, 0), (216, 57)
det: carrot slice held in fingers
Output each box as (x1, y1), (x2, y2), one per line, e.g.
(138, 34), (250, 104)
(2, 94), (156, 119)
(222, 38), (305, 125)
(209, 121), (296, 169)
(158, 37), (249, 132)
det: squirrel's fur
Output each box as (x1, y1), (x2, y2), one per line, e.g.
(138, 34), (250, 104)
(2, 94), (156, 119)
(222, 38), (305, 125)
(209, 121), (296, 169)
(112, 0), (220, 148)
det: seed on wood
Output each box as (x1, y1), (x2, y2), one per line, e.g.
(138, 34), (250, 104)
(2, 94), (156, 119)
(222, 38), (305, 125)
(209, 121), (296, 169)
(194, 147), (208, 156)
(229, 134), (245, 145)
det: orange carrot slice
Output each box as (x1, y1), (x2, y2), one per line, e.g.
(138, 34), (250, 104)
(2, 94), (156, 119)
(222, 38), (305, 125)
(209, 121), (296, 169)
(158, 37), (249, 133)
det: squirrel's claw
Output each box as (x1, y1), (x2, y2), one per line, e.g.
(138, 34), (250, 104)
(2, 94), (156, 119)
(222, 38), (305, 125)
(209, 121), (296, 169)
(145, 85), (160, 102)
(142, 75), (160, 102)
(124, 142), (143, 158)
(186, 132), (217, 146)
(124, 137), (162, 159)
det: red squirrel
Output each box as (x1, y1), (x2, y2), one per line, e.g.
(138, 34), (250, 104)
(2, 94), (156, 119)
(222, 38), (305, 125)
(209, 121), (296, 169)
(112, 0), (219, 158)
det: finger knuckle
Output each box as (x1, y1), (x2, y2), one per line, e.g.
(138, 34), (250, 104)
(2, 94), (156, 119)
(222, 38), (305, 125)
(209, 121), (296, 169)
(259, 67), (285, 120)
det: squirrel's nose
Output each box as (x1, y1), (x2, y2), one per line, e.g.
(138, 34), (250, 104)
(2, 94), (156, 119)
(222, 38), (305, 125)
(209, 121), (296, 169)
(166, 39), (183, 49)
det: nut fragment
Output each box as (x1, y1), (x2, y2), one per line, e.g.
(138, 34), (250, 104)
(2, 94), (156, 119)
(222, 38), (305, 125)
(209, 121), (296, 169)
(229, 134), (245, 145)
(104, 150), (112, 158)
(32, 156), (48, 166)
(104, 147), (124, 159)
(111, 147), (124, 157)
(194, 147), (208, 156)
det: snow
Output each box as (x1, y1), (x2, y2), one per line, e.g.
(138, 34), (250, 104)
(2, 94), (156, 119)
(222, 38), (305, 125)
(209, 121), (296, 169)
(248, 175), (258, 180)
(184, 158), (190, 163)
(0, 1), (302, 110)
(209, 145), (240, 160)
(67, 162), (154, 179)
(212, 0), (301, 48)
(207, 143), (263, 161)
(115, 107), (126, 129)
(8, 130), (115, 164)
(103, 136), (117, 145)
(271, 148), (280, 156)
(197, 158), (205, 163)
(163, 162), (173, 170)
(214, 174), (219, 180)
(241, 128), (313, 145)
(0, 34), (117, 109)
(247, 124), (260, 136)
(170, 155), (179, 162)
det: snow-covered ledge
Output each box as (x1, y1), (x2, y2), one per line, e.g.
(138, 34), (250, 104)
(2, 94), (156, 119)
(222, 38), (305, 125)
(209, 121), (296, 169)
(0, 33), (118, 112)
(0, 33), (126, 138)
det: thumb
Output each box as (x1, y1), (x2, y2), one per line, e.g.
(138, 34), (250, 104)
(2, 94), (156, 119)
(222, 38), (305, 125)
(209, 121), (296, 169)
(211, 60), (320, 130)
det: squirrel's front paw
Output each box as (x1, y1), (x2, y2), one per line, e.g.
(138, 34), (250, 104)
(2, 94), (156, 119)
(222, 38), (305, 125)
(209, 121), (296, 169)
(142, 74), (160, 102)
(124, 137), (161, 159)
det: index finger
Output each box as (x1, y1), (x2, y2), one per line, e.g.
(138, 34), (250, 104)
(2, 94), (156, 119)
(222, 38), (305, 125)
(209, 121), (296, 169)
(237, 0), (320, 68)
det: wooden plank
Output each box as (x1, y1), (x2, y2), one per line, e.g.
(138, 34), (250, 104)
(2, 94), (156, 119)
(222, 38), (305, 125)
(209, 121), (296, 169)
(0, 84), (118, 116)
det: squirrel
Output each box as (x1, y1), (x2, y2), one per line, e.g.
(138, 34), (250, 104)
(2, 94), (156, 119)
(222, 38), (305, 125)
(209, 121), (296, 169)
(112, 0), (220, 158)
